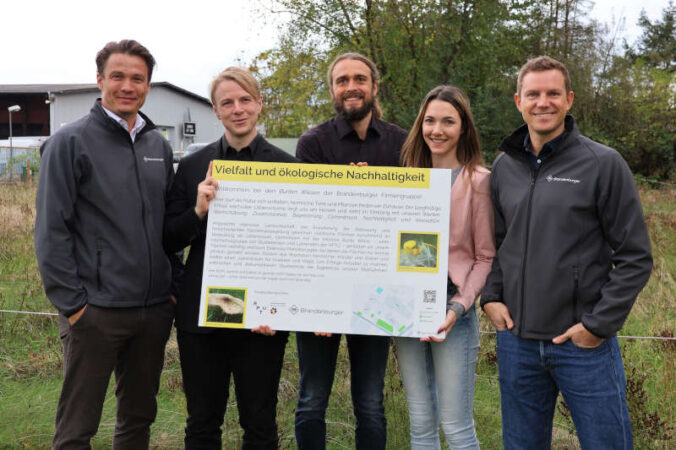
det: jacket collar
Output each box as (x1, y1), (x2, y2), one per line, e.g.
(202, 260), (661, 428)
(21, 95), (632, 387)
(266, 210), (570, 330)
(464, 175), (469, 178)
(91, 99), (157, 137)
(499, 115), (578, 159)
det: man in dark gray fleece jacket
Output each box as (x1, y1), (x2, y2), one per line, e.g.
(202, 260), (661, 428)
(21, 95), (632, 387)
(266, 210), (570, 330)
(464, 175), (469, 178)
(481, 56), (652, 450)
(35, 40), (174, 449)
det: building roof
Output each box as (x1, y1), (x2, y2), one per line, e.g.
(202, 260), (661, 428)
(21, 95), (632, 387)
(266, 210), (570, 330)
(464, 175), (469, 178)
(0, 82), (211, 105)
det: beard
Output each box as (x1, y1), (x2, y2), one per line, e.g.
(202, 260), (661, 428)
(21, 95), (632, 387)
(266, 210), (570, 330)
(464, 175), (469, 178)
(333, 91), (375, 122)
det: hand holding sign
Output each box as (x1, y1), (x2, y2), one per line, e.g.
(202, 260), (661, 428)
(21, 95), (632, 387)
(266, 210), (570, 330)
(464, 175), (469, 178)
(195, 161), (219, 219)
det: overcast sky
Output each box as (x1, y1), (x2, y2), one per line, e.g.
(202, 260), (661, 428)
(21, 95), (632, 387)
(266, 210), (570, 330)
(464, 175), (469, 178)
(1, 0), (669, 99)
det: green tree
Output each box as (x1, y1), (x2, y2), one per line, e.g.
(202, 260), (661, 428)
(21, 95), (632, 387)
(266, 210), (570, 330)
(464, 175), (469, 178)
(252, 0), (672, 178)
(253, 0), (531, 159)
(250, 36), (333, 137)
(626, 1), (676, 71)
(587, 3), (676, 179)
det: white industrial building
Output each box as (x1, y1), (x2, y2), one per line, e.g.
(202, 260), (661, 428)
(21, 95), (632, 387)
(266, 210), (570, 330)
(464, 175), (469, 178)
(0, 82), (223, 152)
(1, 83), (298, 179)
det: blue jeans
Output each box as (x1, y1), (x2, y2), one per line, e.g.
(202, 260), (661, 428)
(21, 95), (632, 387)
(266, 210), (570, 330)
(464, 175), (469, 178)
(496, 330), (632, 450)
(295, 332), (390, 450)
(395, 305), (480, 449)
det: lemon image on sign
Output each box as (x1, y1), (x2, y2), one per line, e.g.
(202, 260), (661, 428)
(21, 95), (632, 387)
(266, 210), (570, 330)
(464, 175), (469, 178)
(403, 240), (423, 255)
(400, 239), (437, 267)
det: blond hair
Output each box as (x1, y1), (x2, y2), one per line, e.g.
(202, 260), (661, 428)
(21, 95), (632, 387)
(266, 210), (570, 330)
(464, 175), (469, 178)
(209, 67), (261, 105)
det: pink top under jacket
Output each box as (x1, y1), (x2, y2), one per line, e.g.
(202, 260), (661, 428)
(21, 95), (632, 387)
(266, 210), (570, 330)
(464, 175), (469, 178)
(447, 166), (496, 312)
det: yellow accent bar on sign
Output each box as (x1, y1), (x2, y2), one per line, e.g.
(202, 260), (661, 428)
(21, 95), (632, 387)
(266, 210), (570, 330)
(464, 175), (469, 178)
(211, 160), (430, 189)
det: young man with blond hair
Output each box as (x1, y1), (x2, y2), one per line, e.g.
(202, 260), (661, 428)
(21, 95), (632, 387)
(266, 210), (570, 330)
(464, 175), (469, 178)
(164, 66), (296, 449)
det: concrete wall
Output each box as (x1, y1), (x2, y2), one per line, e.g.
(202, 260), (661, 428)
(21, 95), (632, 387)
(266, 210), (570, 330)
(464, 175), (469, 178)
(50, 91), (98, 135)
(144, 86), (222, 150)
(267, 138), (298, 156)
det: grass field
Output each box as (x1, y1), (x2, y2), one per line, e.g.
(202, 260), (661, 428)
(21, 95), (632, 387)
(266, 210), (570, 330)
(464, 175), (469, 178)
(0, 182), (673, 449)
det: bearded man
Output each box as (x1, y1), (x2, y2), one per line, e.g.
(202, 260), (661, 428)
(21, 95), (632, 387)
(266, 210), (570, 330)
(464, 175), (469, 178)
(294, 52), (407, 450)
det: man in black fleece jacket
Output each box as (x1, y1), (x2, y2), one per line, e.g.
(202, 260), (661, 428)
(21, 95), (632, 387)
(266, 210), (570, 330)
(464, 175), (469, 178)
(35, 40), (174, 449)
(481, 56), (652, 450)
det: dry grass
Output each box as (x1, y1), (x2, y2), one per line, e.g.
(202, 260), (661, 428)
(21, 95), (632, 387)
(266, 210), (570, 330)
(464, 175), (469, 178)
(0, 181), (674, 448)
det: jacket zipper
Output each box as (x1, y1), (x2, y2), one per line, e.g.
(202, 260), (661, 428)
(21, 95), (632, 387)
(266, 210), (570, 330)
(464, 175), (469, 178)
(128, 134), (154, 306)
(96, 239), (102, 291)
(517, 163), (540, 335)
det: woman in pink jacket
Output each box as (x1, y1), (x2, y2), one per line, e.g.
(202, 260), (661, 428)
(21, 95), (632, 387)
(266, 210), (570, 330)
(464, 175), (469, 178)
(396, 85), (495, 449)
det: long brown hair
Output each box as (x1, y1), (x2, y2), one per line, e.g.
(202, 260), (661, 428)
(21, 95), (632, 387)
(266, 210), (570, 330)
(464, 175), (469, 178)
(400, 85), (483, 181)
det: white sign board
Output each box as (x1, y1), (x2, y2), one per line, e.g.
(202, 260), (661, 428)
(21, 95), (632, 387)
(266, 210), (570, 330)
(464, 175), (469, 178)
(199, 161), (451, 339)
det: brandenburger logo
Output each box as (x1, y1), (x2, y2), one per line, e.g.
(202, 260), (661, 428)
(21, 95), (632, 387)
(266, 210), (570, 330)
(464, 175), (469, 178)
(546, 174), (580, 184)
(143, 156), (164, 163)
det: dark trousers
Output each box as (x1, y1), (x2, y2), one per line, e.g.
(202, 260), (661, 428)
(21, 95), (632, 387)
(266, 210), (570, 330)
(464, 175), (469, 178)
(52, 302), (174, 450)
(177, 328), (288, 449)
(294, 333), (390, 450)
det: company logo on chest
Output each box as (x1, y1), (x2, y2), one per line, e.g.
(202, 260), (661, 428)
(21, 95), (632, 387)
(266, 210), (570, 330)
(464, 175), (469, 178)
(545, 174), (580, 184)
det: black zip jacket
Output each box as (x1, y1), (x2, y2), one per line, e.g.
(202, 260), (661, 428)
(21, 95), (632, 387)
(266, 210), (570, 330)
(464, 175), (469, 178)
(35, 101), (174, 317)
(481, 116), (653, 339)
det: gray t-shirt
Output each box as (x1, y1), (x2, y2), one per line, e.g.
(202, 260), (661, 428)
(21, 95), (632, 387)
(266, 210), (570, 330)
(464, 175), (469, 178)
(451, 165), (463, 186)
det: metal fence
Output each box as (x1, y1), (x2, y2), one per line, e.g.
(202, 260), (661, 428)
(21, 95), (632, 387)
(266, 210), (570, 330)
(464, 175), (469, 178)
(0, 146), (40, 182)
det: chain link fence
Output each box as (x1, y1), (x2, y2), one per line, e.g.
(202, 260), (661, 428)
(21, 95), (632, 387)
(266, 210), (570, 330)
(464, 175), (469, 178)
(0, 145), (41, 182)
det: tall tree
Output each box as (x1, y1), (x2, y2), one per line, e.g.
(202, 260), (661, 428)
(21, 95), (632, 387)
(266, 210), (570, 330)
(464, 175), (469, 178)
(588, 3), (676, 179)
(253, 0), (528, 158)
(626, 2), (676, 71)
(250, 35), (333, 137)
(251, 0), (673, 178)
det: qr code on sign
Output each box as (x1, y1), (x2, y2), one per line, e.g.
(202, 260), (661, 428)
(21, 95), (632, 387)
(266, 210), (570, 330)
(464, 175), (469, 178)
(423, 290), (436, 303)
